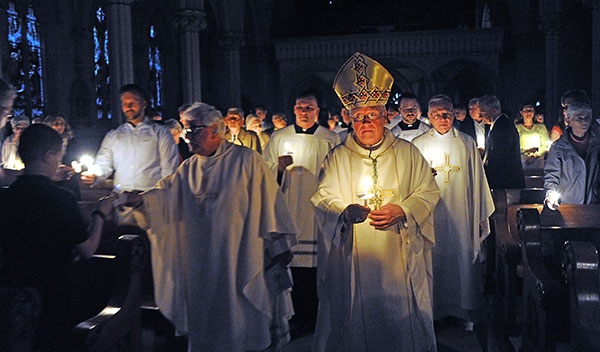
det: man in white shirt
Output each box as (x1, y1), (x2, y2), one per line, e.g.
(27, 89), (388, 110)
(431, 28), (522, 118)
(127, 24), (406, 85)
(81, 84), (178, 224)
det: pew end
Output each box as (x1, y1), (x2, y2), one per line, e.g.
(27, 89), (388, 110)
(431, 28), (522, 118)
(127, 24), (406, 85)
(519, 205), (600, 351)
(72, 233), (149, 352)
(562, 241), (600, 352)
(489, 188), (545, 335)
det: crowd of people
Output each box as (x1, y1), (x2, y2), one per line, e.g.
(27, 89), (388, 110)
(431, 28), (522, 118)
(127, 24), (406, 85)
(0, 50), (599, 352)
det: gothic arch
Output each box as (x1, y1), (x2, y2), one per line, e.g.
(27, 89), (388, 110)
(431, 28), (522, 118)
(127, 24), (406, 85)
(430, 59), (495, 107)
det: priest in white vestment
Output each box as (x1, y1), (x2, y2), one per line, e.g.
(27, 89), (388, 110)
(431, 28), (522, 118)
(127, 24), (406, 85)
(412, 95), (495, 327)
(138, 102), (298, 352)
(263, 92), (340, 333)
(311, 52), (440, 352)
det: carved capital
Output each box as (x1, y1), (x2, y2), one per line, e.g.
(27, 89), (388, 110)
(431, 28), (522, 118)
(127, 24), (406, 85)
(174, 9), (207, 33)
(218, 32), (245, 50)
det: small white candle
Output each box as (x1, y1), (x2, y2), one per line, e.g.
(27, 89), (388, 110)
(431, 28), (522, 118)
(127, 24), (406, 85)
(283, 142), (293, 155)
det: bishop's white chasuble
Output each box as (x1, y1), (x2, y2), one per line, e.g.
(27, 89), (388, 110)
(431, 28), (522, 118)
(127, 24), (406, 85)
(311, 131), (440, 352)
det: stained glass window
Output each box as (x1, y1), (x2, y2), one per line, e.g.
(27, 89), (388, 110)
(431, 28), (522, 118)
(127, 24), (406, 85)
(94, 7), (111, 119)
(7, 2), (44, 118)
(148, 25), (162, 110)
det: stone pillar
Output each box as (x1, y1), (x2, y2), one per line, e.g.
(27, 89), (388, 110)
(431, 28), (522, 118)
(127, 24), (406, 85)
(218, 32), (245, 108)
(592, 0), (600, 115)
(538, 5), (562, 128)
(106, 0), (135, 126)
(174, 9), (206, 104)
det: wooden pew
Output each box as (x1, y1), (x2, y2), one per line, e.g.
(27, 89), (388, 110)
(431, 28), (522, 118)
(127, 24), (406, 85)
(523, 168), (544, 189)
(489, 188), (545, 334)
(519, 205), (600, 351)
(562, 241), (600, 352)
(85, 216), (178, 345)
(0, 234), (148, 352)
(72, 234), (149, 351)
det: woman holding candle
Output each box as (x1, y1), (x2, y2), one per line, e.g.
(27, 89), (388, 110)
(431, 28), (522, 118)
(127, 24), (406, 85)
(515, 103), (550, 168)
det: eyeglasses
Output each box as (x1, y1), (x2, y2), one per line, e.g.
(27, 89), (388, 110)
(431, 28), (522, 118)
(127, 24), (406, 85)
(225, 116), (241, 122)
(430, 113), (453, 120)
(352, 111), (383, 123)
(521, 108), (535, 112)
(294, 105), (317, 113)
(183, 125), (209, 135)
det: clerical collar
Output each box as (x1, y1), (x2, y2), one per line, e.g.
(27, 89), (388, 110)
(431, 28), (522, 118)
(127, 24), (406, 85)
(353, 134), (384, 151)
(294, 122), (318, 134)
(399, 120), (420, 130)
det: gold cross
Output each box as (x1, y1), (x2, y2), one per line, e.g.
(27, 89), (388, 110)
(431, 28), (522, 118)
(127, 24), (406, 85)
(367, 186), (396, 210)
(434, 153), (460, 184)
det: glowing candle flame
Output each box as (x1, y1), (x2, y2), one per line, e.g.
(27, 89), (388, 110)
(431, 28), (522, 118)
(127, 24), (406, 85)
(283, 142), (293, 155)
(357, 176), (374, 200)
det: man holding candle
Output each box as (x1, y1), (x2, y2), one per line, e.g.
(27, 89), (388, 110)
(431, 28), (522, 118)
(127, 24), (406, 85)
(413, 94), (494, 330)
(544, 102), (600, 208)
(80, 84), (178, 225)
(311, 52), (440, 351)
(263, 90), (340, 336)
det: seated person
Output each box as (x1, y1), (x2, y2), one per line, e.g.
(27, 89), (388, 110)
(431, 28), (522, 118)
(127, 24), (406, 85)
(0, 124), (113, 350)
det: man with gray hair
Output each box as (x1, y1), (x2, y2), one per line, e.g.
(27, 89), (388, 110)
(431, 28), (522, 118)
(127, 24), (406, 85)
(544, 102), (600, 208)
(413, 94), (494, 329)
(478, 94), (525, 189)
(134, 102), (298, 351)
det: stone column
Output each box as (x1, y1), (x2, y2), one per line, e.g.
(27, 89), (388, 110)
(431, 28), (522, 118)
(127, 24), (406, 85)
(105, 0), (135, 126)
(218, 32), (245, 109)
(538, 5), (562, 128)
(592, 0), (600, 114)
(174, 9), (206, 104)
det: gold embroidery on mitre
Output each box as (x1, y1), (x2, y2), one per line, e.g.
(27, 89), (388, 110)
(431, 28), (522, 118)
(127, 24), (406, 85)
(333, 52), (394, 110)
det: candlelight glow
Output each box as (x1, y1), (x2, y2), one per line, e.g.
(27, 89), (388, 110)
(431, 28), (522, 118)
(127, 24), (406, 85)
(283, 142), (294, 155)
(524, 134), (540, 150)
(476, 134), (485, 149)
(357, 176), (374, 200)
(546, 191), (561, 210)
(72, 154), (95, 173)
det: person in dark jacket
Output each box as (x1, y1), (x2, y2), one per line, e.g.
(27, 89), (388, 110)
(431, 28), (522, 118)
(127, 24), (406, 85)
(478, 94), (525, 189)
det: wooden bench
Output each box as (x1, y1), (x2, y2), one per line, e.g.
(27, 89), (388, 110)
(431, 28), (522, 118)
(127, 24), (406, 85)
(489, 188), (545, 334)
(523, 167), (544, 189)
(72, 234), (149, 351)
(519, 205), (600, 351)
(562, 241), (600, 352)
(0, 234), (148, 352)
(84, 216), (178, 345)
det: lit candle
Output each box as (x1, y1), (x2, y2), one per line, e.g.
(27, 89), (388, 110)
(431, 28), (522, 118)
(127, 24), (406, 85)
(357, 176), (374, 206)
(545, 191), (561, 210)
(525, 134), (540, 150)
(283, 142), (294, 155)
(72, 154), (95, 173)
(476, 134), (485, 149)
